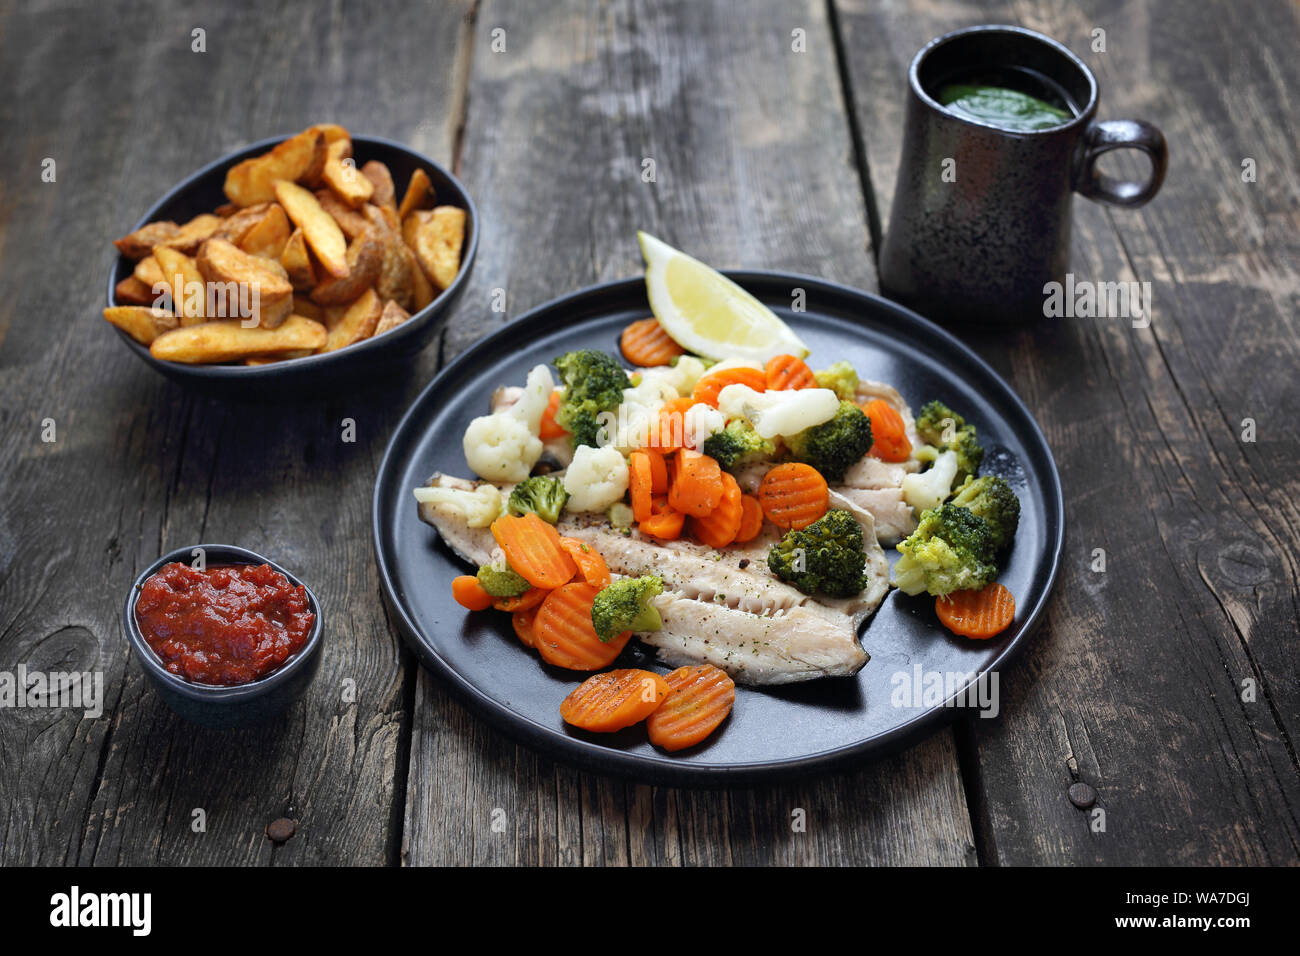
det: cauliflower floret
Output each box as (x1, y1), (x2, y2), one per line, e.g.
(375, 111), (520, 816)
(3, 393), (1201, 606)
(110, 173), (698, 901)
(463, 413), (543, 483)
(683, 402), (726, 451)
(510, 364), (555, 434)
(901, 448), (959, 512)
(638, 355), (710, 396)
(412, 483), (504, 528)
(716, 384), (839, 440)
(462, 364), (554, 482)
(563, 444), (630, 512)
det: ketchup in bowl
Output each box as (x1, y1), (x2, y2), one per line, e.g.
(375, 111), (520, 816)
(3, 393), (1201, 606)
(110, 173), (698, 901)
(134, 562), (315, 686)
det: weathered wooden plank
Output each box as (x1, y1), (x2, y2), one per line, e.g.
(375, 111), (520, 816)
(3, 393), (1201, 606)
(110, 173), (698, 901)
(402, 0), (976, 867)
(0, 0), (473, 865)
(834, 0), (1300, 864)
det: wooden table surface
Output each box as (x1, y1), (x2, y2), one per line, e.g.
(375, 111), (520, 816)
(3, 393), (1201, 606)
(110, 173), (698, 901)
(1, 0), (1296, 866)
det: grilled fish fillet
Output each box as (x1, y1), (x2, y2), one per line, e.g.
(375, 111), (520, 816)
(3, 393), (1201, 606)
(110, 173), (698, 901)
(417, 475), (890, 685)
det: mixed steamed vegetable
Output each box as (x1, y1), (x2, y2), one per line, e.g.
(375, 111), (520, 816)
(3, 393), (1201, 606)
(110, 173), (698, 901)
(425, 234), (1025, 752)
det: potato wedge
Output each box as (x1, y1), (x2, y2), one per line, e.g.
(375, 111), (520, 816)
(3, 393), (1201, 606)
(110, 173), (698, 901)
(322, 140), (374, 207)
(103, 306), (178, 345)
(406, 244), (435, 310)
(374, 300), (412, 336)
(375, 229), (416, 311)
(236, 204), (291, 260)
(322, 288), (382, 351)
(243, 349), (314, 366)
(196, 238), (294, 328)
(133, 255), (166, 289)
(280, 229), (317, 290)
(396, 168), (435, 221)
(291, 296), (323, 321)
(114, 220), (180, 259)
(412, 206), (466, 290)
(307, 123), (351, 147)
(114, 275), (156, 305)
(153, 245), (207, 325)
(224, 129), (327, 206)
(150, 315), (327, 363)
(157, 213), (222, 255)
(212, 203), (274, 246)
(275, 180), (348, 277)
(360, 161), (397, 211)
(310, 228), (383, 305)
(315, 189), (371, 239)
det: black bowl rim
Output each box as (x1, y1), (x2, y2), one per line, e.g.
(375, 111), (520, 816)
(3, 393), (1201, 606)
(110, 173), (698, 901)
(372, 270), (1066, 786)
(104, 133), (479, 379)
(122, 543), (324, 701)
(910, 23), (1100, 136)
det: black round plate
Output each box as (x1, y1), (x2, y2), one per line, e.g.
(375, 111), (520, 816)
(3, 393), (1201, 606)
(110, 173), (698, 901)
(373, 273), (1064, 785)
(106, 134), (478, 397)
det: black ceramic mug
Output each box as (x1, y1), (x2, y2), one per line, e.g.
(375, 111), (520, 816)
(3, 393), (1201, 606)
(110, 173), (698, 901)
(878, 25), (1167, 325)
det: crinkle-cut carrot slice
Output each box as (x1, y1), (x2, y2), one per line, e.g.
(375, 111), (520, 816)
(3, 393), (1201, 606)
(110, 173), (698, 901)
(560, 668), (671, 732)
(646, 664), (736, 751)
(533, 583), (630, 670)
(935, 582), (1015, 639)
(757, 462), (828, 530)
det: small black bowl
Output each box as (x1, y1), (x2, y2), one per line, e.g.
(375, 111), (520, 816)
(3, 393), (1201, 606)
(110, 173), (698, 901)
(106, 134), (478, 397)
(123, 544), (324, 728)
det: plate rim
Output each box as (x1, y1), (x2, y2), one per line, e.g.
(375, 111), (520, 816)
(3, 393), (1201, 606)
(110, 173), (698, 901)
(372, 271), (1065, 785)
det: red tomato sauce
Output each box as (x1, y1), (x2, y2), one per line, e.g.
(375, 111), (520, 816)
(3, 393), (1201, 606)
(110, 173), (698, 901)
(135, 562), (315, 686)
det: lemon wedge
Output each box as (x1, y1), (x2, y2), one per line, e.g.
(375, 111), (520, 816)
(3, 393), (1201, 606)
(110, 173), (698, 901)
(639, 232), (809, 362)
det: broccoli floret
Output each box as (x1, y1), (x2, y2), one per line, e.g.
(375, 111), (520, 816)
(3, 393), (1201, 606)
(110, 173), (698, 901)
(915, 399), (983, 480)
(915, 400), (965, 446)
(553, 350), (629, 448)
(784, 401), (873, 482)
(892, 504), (997, 597)
(950, 475), (1020, 550)
(814, 361), (860, 400)
(476, 554), (531, 597)
(507, 475), (568, 523)
(767, 509), (870, 598)
(590, 576), (664, 642)
(702, 419), (775, 470)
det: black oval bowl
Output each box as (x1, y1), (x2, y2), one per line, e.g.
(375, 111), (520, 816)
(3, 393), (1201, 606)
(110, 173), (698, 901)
(105, 134), (478, 397)
(123, 544), (324, 728)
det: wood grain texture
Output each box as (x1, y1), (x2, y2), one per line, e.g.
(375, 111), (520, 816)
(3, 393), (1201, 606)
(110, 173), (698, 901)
(0, 0), (473, 865)
(401, 0), (977, 866)
(833, 0), (1300, 864)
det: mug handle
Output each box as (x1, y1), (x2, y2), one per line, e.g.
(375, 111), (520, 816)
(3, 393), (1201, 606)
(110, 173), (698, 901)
(1073, 119), (1168, 207)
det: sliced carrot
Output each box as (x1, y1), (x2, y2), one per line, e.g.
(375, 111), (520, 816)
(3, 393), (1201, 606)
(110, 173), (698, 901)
(935, 582), (1016, 640)
(668, 448), (724, 518)
(757, 462), (829, 530)
(690, 472), (743, 549)
(493, 587), (547, 613)
(620, 318), (684, 367)
(629, 451), (655, 523)
(539, 389), (567, 440)
(735, 493), (765, 543)
(491, 512), (577, 590)
(765, 354), (817, 391)
(533, 583), (630, 670)
(559, 537), (611, 590)
(560, 668), (671, 732)
(452, 575), (494, 611)
(647, 397), (694, 452)
(640, 499), (685, 540)
(862, 398), (911, 462)
(646, 664), (736, 751)
(643, 447), (669, 493)
(512, 605), (540, 648)
(692, 366), (767, 408)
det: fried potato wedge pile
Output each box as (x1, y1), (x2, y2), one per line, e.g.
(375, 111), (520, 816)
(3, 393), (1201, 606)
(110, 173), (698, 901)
(106, 123), (467, 365)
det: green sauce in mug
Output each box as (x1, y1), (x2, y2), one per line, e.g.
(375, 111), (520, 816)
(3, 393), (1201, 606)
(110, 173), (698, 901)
(937, 83), (1071, 131)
